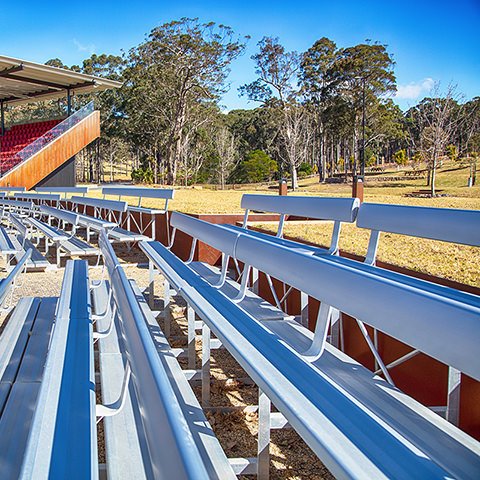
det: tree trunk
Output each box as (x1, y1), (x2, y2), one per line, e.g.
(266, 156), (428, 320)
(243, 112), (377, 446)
(430, 155), (437, 196)
(291, 165), (298, 190)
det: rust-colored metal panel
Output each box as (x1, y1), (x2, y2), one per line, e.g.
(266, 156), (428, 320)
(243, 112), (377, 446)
(0, 111), (100, 189)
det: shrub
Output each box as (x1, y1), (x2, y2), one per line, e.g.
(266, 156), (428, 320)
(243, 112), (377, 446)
(239, 150), (278, 183)
(394, 149), (409, 166)
(131, 166), (154, 184)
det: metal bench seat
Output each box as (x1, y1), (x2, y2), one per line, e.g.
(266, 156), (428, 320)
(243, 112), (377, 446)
(8, 235), (50, 271)
(140, 238), (480, 479)
(0, 226), (17, 255)
(0, 199), (35, 217)
(98, 231), (236, 479)
(102, 186), (175, 240)
(67, 198), (150, 243)
(27, 215), (98, 267)
(8, 214), (49, 271)
(39, 204), (116, 243)
(19, 260), (97, 478)
(68, 196), (123, 238)
(0, 296), (57, 479)
(106, 226), (149, 243)
(13, 193), (61, 206)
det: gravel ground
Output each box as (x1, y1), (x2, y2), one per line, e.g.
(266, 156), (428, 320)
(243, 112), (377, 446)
(0, 241), (332, 479)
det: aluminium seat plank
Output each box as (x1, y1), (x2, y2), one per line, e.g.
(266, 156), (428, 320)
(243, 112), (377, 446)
(92, 280), (152, 480)
(130, 279), (236, 480)
(108, 226), (149, 242)
(0, 298), (57, 480)
(190, 262), (292, 322)
(0, 226), (17, 255)
(9, 235), (49, 271)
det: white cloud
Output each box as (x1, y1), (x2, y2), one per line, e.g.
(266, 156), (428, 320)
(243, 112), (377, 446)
(73, 38), (96, 55)
(395, 78), (435, 100)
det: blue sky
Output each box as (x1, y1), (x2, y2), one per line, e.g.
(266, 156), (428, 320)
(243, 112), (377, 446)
(1, 0), (479, 111)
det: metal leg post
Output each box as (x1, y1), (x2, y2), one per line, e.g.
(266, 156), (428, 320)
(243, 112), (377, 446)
(202, 323), (211, 407)
(187, 305), (196, 370)
(257, 389), (271, 479)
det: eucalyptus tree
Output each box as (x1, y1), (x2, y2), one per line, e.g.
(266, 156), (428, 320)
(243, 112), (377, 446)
(240, 36), (309, 189)
(329, 42), (396, 175)
(414, 84), (461, 195)
(300, 37), (339, 180)
(124, 18), (247, 184)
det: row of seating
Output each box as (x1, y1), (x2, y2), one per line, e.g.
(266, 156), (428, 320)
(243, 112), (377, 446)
(0, 119), (62, 175)
(140, 195), (480, 478)
(0, 191), (166, 268)
(0, 190), (478, 478)
(0, 259), (94, 478)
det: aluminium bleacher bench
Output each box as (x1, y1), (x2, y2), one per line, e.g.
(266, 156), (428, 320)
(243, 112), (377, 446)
(102, 186), (174, 242)
(0, 187), (26, 196)
(0, 249), (31, 309)
(159, 212), (293, 366)
(213, 195), (480, 423)
(0, 260), (96, 478)
(6, 214), (49, 271)
(0, 199), (35, 218)
(35, 186), (90, 199)
(153, 203), (357, 359)
(27, 206), (98, 267)
(13, 192), (61, 208)
(68, 196), (149, 244)
(140, 213), (480, 479)
(94, 230), (236, 479)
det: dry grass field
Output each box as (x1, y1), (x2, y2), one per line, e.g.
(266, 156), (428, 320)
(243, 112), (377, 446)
(94, 161), (480, 287)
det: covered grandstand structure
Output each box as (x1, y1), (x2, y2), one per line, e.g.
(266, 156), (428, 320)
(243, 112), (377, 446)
(0, 55), (121, 188)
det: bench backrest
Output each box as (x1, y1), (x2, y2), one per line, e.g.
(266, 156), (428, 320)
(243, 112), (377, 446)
(70, 195), (128, 213)
(241, 194), (360, 222)
(99, 230), (214, 479)
(0, 249), (31, 306)
(102, 187), (174, 211)
(40, 205), (80, 227)
(240, 194), (360, 251)
(357, 203), (480, 264)
(171, 212), (240, 257)
(0, 199), (34, 210)
(234, 234), (480, 381)
(14, 193), (61, 203)
(9, 213), (28, 238)
(35, 187), (89, 197)
(19, 260), (97, 478)
(0, 187), (26, 194)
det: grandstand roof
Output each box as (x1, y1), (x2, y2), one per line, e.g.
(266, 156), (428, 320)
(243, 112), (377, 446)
(0, 55), (122, 106)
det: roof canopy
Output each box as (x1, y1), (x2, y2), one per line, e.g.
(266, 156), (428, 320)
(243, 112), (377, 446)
(0, 55), (122, 106)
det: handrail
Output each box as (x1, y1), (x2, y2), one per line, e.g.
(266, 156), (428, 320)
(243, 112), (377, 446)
(1, 102), (95, 177)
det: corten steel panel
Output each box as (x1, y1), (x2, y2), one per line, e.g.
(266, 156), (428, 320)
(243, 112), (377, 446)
(0, 111), (100, 189)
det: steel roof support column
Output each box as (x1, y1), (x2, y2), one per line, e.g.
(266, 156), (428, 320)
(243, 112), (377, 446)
(67, 88), (72, 116)
(1, 101), (4, 136)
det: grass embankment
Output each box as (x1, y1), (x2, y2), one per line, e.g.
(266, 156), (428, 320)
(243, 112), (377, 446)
(90, 161), (480, 286)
